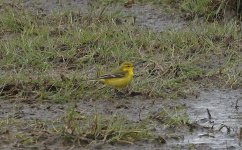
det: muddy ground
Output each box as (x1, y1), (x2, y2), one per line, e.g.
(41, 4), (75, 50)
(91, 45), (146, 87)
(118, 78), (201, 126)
(1, 89), (241, 149)
(1, 0), (242, 150)
(20, 0), (186, 32)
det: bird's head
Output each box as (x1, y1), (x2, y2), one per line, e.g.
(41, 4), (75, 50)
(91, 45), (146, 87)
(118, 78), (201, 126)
(120, 62), (133, 72)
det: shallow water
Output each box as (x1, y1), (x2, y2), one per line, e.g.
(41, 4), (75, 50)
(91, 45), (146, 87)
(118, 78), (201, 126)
(181, 89), (242, 149)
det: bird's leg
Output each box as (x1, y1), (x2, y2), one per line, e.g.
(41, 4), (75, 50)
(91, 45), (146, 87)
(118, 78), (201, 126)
(114, 89), (125, 98)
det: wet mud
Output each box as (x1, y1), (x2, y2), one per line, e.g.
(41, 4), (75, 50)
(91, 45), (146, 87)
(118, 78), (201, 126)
(18, 0), (185, 32)
(182, 89), (242, 149)
(1, 89), (242, 149)
(125, 5), (185, 31)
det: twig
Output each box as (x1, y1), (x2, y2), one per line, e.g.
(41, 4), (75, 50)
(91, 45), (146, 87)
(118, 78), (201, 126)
(235, 99), (239, 110)
(218, 124), (231, 134)
(206, 108), (212, 120)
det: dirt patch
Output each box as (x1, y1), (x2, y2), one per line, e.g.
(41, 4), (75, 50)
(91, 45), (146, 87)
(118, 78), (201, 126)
(18, 0), (90, 14)
(121, 4), (185, 32)
(12, 0), (185, 32)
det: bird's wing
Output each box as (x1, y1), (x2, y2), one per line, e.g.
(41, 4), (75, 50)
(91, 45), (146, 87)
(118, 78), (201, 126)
(98, 72), (125, 79)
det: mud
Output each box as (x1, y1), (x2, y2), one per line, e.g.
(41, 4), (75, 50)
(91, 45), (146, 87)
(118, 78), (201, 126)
(121, 4), (185, 31)
(19, 0), (90, 14)
(85, 89), (242, 149)
(15, 0), (185, 32)
(1, 89), (242, 149)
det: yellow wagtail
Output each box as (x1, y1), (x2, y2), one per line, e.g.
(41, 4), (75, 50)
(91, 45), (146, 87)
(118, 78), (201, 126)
(98, 62), (134, 89)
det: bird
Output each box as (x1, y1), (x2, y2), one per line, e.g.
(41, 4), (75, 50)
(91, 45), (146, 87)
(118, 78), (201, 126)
(98, 62), (134, 89)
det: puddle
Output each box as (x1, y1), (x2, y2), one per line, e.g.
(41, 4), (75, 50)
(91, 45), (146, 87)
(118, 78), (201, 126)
(180, 89), (242, 149)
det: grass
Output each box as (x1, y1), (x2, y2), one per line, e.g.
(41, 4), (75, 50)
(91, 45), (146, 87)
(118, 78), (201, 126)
(60, 108), (152, 145)
(150, 105), (189, 127)
(0, 1), (241, 102)
(0, 0), (241, 148)
(0, 108), (153, 147)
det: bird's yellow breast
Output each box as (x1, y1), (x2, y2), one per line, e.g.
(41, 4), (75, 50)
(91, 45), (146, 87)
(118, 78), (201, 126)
(103, 75), (132, 89)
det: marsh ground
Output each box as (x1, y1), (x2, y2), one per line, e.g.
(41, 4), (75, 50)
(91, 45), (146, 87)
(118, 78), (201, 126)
(0, 0), (241, 149)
